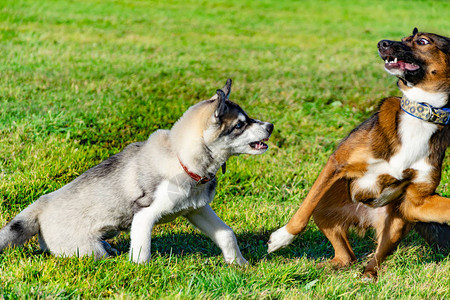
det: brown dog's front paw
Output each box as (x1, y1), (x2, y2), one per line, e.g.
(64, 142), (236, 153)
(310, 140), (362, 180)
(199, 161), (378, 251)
(402, 168), (417, 181)
(267, 226), (296, 253)
(377, 174), (401, 187)
(362, 267), (378, 281)
(362, 256), (381, 280)
(318, 257), (354, 270)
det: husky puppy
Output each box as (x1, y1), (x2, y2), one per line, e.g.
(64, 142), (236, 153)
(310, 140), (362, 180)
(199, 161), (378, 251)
(0, 79), (273, 264)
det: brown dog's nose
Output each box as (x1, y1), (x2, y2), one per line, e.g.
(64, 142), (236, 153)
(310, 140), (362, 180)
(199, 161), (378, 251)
(378, 40), (393, 50)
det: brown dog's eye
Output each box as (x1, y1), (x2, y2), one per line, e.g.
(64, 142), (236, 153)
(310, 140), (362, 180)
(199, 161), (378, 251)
(416, 38), (430, 45)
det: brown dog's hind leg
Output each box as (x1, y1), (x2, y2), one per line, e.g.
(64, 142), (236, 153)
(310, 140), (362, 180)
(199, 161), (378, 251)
(313, 179), (357, 268)
(315, 224), (356, 268)
(363, 210), (412, 279)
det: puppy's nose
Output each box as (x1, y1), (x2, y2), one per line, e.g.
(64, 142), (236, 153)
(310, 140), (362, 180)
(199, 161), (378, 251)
(378, 40), (393, 50)
(266, 123), (274, 134)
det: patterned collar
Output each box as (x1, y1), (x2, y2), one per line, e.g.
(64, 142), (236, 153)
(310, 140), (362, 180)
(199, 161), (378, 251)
(400, 97), (450, 125)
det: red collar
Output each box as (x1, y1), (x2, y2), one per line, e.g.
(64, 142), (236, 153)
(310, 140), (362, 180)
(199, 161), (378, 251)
(178, 158), (213, 185)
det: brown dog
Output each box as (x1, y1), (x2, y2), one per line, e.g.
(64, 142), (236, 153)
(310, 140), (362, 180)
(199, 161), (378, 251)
(268, 28), (450, 278)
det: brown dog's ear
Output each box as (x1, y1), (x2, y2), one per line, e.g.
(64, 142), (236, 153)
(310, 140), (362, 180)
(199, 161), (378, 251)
(214, 89), (227, 119)
(413, 27), (419, 35)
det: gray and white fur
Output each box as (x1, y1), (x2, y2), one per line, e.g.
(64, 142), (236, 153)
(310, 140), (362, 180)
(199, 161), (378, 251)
(0, 79), (274, 264)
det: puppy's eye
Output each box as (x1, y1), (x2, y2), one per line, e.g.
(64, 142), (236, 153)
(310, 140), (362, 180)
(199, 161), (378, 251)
(416, 38), (430, 45)
(234, 121), (245, 130)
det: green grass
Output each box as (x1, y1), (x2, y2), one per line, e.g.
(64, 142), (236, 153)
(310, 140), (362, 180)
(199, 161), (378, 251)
(1, 0), (449, 298)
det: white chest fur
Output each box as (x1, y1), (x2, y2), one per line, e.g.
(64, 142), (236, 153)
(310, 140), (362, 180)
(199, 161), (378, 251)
(402, 87), (448, 108)
(151, 179), (214, 224)
(390, 113), (436, 176)
(128, 178), (215, 263)
(354, 113), (437, 194)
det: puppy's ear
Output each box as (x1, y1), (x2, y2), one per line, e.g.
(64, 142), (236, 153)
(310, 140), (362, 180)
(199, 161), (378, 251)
(413, 27), (418, 35)
(214, 89), (227, 119)
(221, 78), (232, 99)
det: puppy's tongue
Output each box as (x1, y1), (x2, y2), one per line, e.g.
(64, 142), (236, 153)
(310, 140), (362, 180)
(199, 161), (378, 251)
(250, 141), (268, 150)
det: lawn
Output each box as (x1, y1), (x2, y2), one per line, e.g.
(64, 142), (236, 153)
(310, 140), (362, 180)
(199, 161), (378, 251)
(0, 0), (449, 298)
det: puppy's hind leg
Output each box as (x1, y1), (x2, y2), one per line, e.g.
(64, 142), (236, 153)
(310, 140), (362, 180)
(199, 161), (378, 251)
(185, 204), (248, 266)
(100, 240), (119, 257)
(46, 238), (110, 260)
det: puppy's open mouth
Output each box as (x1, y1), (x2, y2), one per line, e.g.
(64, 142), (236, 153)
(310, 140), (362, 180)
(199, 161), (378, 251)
(384, 56), (420, 71)
(249, 138), (269, 150)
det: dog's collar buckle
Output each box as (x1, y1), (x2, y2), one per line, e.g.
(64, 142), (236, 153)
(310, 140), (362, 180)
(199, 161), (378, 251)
(423, 103), (438, 122)
(196, 177), (210, 185)
(178, 157), (213, 185)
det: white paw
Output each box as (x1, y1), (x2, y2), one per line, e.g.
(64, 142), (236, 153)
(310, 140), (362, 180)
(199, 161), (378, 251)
(267, 226), (296, 253)
(129, 248), (150, 264)
(234, 256), (249, 266)
(224, 255), (248, 266)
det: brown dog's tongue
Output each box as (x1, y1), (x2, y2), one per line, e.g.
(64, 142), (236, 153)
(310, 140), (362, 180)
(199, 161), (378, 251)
(404, 62), (420, 71)
(397, 60), (419, 71)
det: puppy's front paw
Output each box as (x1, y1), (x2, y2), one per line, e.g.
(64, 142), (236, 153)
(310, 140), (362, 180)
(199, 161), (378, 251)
(130, 255), (149, 264)
(223, 253), (248, 266)
(267, 226), (296, 253)
(129, 248), (150, 264)
(233, 256), (249, 266)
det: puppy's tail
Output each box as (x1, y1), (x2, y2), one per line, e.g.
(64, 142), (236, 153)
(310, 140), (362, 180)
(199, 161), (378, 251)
(0, 199), (43, 253)
(415, 222), (450, 252)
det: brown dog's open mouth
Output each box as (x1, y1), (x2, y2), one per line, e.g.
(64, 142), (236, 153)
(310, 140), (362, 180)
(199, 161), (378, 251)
(384, 56), (420, 71)
(250, 138), (269, 150)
